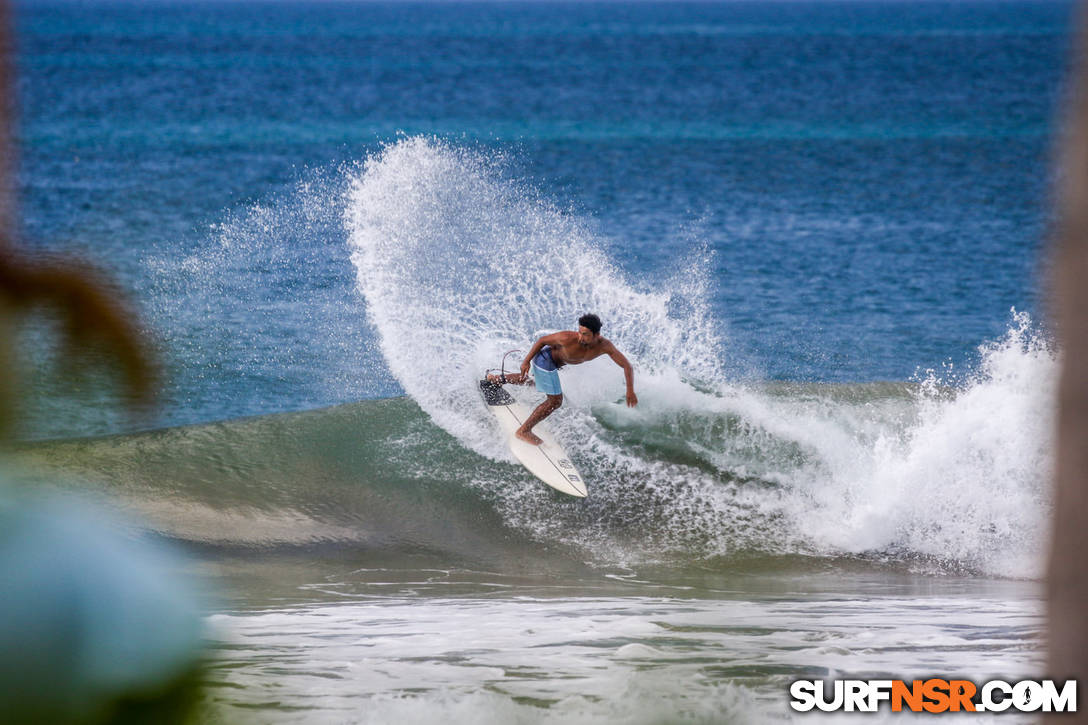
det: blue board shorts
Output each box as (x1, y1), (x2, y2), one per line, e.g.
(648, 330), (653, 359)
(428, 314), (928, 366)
(531, 346), (562, 396)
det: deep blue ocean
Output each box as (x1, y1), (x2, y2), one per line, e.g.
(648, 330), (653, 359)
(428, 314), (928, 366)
(15, 0), (1070, 439)
(9, 2), (1072, 721)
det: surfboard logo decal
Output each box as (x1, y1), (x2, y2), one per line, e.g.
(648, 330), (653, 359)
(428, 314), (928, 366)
(558, 459), (572, 469)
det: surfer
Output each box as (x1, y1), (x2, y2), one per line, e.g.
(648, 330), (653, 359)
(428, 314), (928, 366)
(488, 314), (637, 445)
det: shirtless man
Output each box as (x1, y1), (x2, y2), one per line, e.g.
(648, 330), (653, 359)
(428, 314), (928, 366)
(488, 313), (637, 445)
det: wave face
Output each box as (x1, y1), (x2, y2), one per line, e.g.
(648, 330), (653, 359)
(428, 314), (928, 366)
(17, 336), (1054, 579)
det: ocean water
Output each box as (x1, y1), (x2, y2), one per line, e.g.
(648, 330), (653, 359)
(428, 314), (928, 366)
(11, 0), (1072, 722)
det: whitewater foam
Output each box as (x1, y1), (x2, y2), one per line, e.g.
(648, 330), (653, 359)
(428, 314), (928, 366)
(205, 592), (1043, 723)
(798, 311), (1056, 577)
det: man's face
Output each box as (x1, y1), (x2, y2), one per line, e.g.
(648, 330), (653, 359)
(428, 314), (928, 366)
(577, 326), (598, 346)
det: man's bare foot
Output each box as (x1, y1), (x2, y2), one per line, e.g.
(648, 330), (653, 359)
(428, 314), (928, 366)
(515, 429), (543, 445)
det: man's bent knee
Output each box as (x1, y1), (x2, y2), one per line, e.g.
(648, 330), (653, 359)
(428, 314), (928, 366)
(547, 394), (563, 409)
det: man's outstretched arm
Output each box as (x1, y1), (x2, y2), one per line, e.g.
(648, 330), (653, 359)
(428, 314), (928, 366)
(606, 345), (637, 407)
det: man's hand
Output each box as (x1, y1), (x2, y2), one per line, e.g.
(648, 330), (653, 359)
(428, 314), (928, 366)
(626, 391), (638, 407)
(520, 359), (531, 377)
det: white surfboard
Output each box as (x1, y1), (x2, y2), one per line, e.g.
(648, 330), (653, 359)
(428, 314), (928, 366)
(479, 379), (587, 497)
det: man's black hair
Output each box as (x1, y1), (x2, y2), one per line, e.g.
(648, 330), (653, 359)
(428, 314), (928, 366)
(578, 313), (602, 335)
